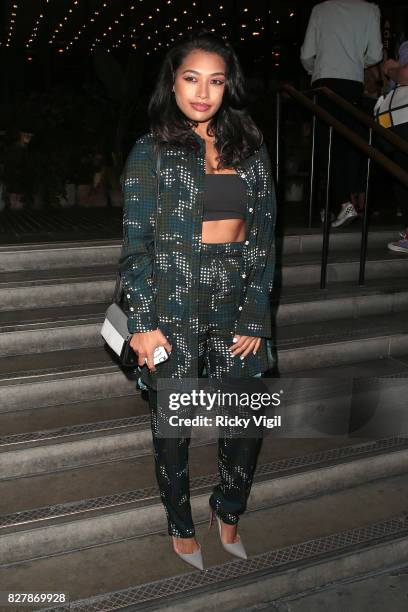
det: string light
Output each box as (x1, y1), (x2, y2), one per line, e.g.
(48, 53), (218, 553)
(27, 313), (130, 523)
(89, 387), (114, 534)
(2, 1), (280, 56)
(26, 2), (49, 51)
(3, 3), (19, 48)
(49, 0), (80, 46)
(67, 0), (111, 52)
(127, 1), (203, 54)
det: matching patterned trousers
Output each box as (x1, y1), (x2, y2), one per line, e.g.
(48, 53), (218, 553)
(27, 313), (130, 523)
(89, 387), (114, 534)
(148, 241), (269, 538)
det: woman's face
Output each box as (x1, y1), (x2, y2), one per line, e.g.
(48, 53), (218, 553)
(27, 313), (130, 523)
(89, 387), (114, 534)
(172, 49), (227, 125)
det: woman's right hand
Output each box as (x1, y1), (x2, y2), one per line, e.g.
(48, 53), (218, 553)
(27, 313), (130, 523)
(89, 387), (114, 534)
(129, 329), (172, 372)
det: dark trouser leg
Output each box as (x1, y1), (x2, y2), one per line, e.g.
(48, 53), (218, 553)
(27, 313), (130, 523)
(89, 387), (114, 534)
(209, 436), (263, 525)
(148, 388), (195, 538)
(313, 78), (365, 212)
(391, 124), (408, 229)
(202, 241), (265, 524)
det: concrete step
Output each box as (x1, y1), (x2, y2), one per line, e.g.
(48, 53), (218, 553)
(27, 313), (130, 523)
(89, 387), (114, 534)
(1, 472), (407, 611)
(0, 303), (108, 356)
(0, 229), (400, 272)
(280, 227), (400, 255)
(0, 437), (360, 516)
(284, 354), (408, 378)
(0, 396), (153, 479)
(1, 353), (407, 479)
(277, 311), (408, 372)
(0, 394), (143, 436)
(2, 277), (408, 357)
(278, 249), (408, 287)
(0, 437), (407, 566)
(1, 323), (408, 414)
(0, 265), (116, 311)
(1, 247), (408, 313)
(0, 347), (135, 412)
(255, 564), (408, 612)
(0, 403), (220, 480)
(275, 277), (408, 326)
(0, 239), (121, 272)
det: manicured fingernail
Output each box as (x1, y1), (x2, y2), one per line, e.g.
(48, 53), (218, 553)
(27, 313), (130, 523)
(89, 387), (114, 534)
(240, 356), (244, 360)
(232, 337), (238, 343)
(253, 350), (257, 355)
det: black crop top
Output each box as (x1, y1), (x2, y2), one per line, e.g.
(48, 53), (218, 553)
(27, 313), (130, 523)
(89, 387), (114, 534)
(202, 174), (247, 221)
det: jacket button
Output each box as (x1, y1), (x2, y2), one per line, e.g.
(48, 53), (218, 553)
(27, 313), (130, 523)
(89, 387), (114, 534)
(238, 306), (243, 310)
(249, 208), (253, 213)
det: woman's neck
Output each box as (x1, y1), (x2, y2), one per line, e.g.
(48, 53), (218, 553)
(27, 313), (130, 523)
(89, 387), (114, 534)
(193, 123), (214, 142)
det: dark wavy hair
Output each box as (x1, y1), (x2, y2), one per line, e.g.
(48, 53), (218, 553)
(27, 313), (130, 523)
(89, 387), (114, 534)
(148, 30), (263, 169)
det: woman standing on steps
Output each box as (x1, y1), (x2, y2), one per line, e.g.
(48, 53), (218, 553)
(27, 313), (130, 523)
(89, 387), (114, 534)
(119, 31), (277, 570)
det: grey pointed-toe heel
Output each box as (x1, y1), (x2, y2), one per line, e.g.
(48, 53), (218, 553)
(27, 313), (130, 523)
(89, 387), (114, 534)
(172, 538), (204, 571)
(210, 510), (248, 560)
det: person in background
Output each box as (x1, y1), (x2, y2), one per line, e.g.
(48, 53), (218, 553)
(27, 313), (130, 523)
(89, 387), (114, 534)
(301, 0), (383, 228)
(375, 42), (408, 253)
(348, 65), (385, 218)
(3, 127), (34, 209)
(383, 41), (408, 93)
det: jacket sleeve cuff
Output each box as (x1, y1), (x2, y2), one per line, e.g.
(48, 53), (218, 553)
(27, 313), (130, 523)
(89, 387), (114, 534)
(234, 299), (272, 338)
(127, 312), (159, 334)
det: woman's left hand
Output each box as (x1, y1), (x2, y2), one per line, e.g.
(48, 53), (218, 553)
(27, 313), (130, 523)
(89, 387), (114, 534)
(229, 334), (261, 359)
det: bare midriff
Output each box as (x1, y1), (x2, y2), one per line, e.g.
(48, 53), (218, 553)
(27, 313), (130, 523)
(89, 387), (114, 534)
(201, 218), (246, 243)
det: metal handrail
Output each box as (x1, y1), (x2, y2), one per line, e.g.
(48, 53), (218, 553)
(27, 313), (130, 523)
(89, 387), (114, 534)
(281, 84), (408, 188)
(276, 84), (408, 288)
(309, 86), (408, 157)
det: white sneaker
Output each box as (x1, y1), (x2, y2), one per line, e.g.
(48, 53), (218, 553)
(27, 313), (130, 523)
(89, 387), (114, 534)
(388, 238), (408, 253)
(331, 202), (358, 228)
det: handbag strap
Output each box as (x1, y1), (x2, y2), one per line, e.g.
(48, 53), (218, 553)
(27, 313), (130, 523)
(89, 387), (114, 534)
(114, 147), (161, 304)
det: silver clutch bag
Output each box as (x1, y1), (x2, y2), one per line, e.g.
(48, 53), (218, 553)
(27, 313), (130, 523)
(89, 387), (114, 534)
(101, 301), (136, 366)
(101, 301), (168, 367)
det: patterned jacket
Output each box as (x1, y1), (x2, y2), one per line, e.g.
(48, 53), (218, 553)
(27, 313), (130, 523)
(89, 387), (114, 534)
(119, 130), (277, 388)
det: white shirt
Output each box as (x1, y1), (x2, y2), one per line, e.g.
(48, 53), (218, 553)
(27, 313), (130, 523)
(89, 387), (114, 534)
(301, 0), (383, 83)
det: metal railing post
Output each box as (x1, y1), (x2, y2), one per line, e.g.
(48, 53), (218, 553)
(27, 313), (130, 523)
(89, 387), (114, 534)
(321, 126), (333, 290)
(308, 94), (317, 228)
(359, 127), (372, 286)
(275, 91), (281, 195)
